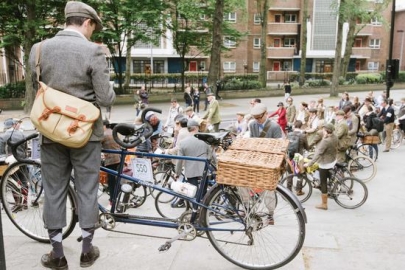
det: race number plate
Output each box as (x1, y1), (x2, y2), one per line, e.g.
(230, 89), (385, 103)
(131, 158), (153, 181)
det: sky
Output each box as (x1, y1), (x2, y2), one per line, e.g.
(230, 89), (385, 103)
(398, 0), (405, 9)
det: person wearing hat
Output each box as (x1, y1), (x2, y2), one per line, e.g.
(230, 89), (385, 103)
(164, 98), (183, 136)
(334, 109), (350, 162)
(305, 107), (320, 146)
(202, 92), (221, 132)
(0, 118), (26, 158)
(304, 123), (338, 210)
(296, 102), (309, 129)
(286, 97), (296, 126)
(173, 118), (213, 207)
(28, 2), (115, 269)
(358, 97), (375, 118)
(268, 101), (288, 134)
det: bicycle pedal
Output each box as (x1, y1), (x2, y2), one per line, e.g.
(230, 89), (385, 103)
(158, 242), (171, 252)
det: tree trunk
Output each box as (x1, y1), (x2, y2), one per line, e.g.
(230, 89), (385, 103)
(207, 0), (224, 87)
(124, 38), (131, 91)
(299, 0), (308, 87)
(330, 2), (345, 97)
(23, 1), (37, 114)
(341, 18), (356, 78)
(258, 0), (269, 88)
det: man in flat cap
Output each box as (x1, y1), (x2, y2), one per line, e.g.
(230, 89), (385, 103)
(202, 93), (221, 132)
(334, 110), (350, 162)
(29, 2), (115, 269)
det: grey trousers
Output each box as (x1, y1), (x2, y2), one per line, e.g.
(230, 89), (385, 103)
(41, 141), (101, 229)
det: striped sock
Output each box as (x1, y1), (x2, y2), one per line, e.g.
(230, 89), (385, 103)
(81, 227), (95, 254)
(48, 229), (64, 258)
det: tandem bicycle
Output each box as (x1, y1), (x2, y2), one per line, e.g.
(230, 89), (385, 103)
(1, 108), (307, 270)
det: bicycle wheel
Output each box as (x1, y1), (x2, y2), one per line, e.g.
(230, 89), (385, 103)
(155, 191), (191, 219)
(357, 144), (378, 162)
(201, 185), (306, 270)
(331, 177), (368, 209)
(1, 161), (77, 243)
(391, 128), (403, 149)
(347, 155), (377, 182)
(280, 174), (312, 203)
(150, 170), (175, 199)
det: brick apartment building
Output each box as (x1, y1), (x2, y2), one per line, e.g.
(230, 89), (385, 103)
(1, 0), (405, 86)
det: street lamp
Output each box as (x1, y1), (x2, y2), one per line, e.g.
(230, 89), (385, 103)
(397, 30), (404, 71)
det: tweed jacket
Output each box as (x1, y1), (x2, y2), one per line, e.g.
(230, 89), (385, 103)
(335, 119), (350, 150)
(203, 99), (221, 124)
(286, 104), (296, 124)
(29, 30), (116, 142)
(347, 114), (360, 145)
(175, 135), (212, 178)
(249, 119), (283, 139)
(308, 133), (337, 167)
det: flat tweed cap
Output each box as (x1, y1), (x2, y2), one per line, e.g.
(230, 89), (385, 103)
(65, 1), (103, 32)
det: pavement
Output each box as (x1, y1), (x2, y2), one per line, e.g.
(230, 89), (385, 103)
(1, 89), (405, 270)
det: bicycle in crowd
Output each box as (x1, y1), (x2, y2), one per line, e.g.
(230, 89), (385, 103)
(280, 161), (368, 209)
(1, 108), (307, 270)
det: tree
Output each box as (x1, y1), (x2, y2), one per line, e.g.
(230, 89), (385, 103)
(0, 0), (65, 113)
(256, 0), (269, 88)
(93, 0), (167, 94)
(299, 0), (309, 87)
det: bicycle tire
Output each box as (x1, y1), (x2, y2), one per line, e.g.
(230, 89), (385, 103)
(280, 174), (312, 203)
(357, 144), (378, 161)
(347, 155), (377, 182)
(0, 161), (77, 243)
(154, 191), (191, 219)
(331, 177), (368, 209)
(391, 128), (403, 149)
(201, 184), (306, 270)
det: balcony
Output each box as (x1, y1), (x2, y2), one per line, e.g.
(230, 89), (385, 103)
(267, 47), (295, 59)
(268, 23), (299, 35)
(268, 0), (300, 10)
(356, 25), (374, 36)
(351, 47), (373, 59)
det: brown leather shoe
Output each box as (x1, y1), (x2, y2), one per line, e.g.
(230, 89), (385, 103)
(80, 246), (100, 268)
(41, 252), (68, 270)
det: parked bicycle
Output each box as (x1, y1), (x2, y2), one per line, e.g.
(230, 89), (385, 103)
(280, 162), (368, 209)
(1, 108), (307, 270)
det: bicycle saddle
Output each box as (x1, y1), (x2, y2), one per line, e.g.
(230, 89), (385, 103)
(194, 132), (230, 146)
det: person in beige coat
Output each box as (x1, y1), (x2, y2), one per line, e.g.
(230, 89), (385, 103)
(202, 93), (221, 132)
(305, 123), (337, 210)
(286, 97), (296, 125)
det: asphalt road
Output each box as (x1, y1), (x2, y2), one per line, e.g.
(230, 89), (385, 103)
(1, 89), (405, 270)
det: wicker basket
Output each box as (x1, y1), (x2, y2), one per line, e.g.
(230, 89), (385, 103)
(361, 135), (380, 144)
(229, 138), (289, 154)
(0, 165), (8, 177)
(99, 171), (108, 185)
(217, 149), (284, 191)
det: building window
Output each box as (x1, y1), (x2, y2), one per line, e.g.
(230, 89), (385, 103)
(369, 39), (380, 49)
(254, 13), (261, 24)
(275, 14), (281, 23)
(199, 14), (206, 20)
(223, 62), (236, 72)
(274, 38), (281, 47)
(368, 62), (379, 71)
(354, 38), (362, 47)
(371, 17), (382, 25)
(285, 14), (297, 23)
(224, 12), (236, 23)
(283, 61), (292, 71)
(224, 36), (236, 48)
(133, 60), (164, 74)
(284, 38), (295, 47)
(253, 38), (261, 48)
(253, 62), (260, 72)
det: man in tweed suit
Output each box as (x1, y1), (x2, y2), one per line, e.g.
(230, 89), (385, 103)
(202, 93), (221, 132)
(29, 2), (115, 269)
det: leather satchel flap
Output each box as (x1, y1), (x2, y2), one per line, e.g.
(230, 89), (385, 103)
(39, 82), (100, 122)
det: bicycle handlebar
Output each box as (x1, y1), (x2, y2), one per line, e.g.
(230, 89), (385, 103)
(7, 132), (39, 163)
(112, 107), (162, 149)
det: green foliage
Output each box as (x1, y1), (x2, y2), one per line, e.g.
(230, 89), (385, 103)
(306, 79), (331, 87)
(0, 81), (26, 98)
(355, 73), (383, 84)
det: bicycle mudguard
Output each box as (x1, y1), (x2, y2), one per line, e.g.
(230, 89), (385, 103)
(277, 184), (307, 223)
